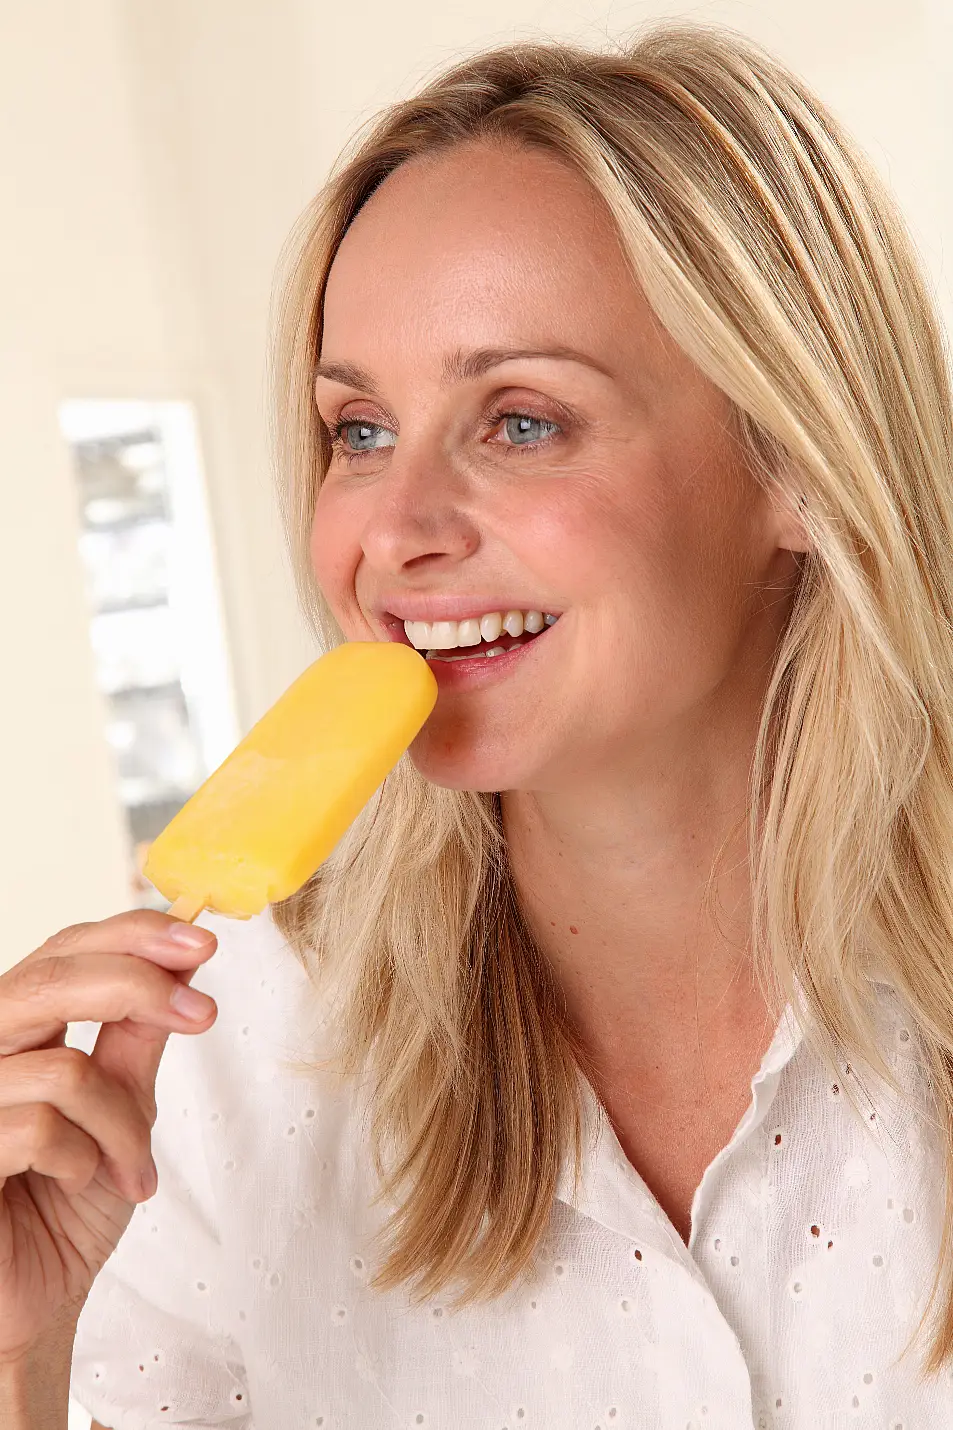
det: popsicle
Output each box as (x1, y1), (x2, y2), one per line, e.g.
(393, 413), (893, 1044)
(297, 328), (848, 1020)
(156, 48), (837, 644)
(143, 641), (438, 923)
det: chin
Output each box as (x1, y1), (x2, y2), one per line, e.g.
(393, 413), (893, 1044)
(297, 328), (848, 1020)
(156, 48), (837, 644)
(406, 735), (532, 796)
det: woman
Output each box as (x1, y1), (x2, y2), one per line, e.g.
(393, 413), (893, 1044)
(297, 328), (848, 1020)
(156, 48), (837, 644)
(4, 18), (953, 1429)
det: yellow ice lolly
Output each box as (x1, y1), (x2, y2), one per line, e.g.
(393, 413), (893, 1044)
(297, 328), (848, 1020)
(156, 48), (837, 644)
(144, 641), (437, 922)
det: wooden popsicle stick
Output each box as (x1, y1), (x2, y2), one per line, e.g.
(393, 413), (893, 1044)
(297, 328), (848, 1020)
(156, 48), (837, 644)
(167, 893), (207, 925)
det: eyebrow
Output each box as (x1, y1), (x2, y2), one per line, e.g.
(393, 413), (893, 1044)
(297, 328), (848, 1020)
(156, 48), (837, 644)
(313, 344), (614, 395)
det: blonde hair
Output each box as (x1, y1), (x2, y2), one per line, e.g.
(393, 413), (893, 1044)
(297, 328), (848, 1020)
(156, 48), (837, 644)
(268, 19), (953, 1376)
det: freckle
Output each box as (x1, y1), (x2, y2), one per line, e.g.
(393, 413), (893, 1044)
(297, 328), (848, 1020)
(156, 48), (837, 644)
(569, 925), (579, 935)
(550, 921), (556, 927)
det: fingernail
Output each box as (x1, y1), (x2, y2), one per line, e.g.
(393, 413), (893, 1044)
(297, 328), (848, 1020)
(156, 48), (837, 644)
(170, 983), (216, 1021)
(140, 1159), (158, 1199)
(165, 924), (212, 949)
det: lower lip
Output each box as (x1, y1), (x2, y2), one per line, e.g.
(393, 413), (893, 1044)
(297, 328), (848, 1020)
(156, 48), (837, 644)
(413, 622), (559, 689)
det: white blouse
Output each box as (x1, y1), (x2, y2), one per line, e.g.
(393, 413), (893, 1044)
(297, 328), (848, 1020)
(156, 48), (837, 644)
(67, 907), (953, 1430)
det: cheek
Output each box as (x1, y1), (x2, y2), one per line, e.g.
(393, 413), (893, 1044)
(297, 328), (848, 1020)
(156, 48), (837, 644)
(506, 460), (669, 596)
(309, 484), (361, 618)
(521, 459), (747, 689)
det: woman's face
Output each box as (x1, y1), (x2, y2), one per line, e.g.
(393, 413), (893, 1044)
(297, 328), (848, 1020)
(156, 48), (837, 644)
(312, 139), (805, 793)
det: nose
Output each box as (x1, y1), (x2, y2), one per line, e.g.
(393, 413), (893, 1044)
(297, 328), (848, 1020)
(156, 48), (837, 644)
(359, 444), (480, 575)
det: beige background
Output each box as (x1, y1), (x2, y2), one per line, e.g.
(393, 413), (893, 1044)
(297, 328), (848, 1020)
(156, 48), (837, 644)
(2, 0), (951, 965)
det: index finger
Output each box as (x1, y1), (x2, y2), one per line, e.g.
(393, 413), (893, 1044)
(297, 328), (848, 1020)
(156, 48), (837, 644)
(32, 908), (217, 971)
(24, 909), (220, 1116)
(86, 911), (220, 1112)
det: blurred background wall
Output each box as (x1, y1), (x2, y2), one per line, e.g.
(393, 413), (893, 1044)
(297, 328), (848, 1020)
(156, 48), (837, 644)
(2, 0), (951, 966)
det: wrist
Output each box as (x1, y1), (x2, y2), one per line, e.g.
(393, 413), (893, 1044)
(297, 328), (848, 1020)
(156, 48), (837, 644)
(0, 1321), (79, 1430)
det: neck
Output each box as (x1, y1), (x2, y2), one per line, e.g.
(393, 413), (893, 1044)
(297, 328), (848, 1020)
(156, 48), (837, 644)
(500, 728), (777, 1082)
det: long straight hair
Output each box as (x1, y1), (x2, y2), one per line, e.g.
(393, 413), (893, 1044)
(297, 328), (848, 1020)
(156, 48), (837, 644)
(267, 20), (953, 1376)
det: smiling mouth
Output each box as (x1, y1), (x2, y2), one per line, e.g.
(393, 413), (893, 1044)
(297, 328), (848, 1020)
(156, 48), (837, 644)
(421, 627), (545, 661)
(384, 613), (559, 661)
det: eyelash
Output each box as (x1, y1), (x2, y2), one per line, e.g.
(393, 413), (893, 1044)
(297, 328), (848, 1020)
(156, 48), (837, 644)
(325, 407), (563, 464)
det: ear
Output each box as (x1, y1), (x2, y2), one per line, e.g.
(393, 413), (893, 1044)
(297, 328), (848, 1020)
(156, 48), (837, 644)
(771, 485), (812, 556)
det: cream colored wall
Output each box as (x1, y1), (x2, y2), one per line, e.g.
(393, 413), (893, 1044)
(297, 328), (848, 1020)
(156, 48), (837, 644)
(2, 0), (950, 968)
(1, 0), (186, 960)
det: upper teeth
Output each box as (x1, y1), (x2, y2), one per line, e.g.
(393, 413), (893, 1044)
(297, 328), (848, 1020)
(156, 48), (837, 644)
(404, 609), (559, 650)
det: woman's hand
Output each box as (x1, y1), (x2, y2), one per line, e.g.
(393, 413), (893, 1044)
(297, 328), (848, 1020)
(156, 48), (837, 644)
(0, 910), (218, 1365)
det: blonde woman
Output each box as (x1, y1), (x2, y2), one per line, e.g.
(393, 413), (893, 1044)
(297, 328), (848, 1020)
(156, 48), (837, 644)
(3, 19), (953, 1429)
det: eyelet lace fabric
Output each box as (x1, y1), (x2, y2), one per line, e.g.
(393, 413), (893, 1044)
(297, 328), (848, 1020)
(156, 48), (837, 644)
(69, 908), (952, 1429)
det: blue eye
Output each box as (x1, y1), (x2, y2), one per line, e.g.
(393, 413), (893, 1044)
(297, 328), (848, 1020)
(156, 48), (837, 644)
(327, 408), (563, 465)
(333, 420), (395, 453)
(501, 414), (559, 445)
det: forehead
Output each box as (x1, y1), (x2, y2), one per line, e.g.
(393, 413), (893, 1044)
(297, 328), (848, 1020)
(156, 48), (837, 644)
(320, 140), (671, 373)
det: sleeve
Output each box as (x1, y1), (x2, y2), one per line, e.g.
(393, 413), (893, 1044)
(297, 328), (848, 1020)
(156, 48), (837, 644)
(66, 946), (253, 1430)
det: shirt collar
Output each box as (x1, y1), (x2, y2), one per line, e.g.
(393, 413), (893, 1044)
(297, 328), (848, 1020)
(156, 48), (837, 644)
(553, 968), (898, 1233)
